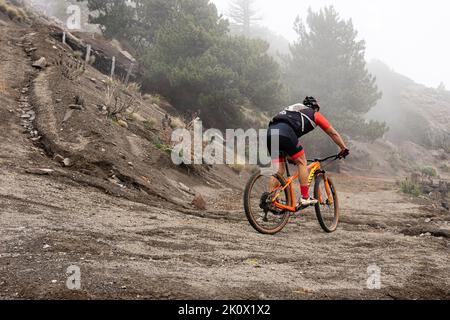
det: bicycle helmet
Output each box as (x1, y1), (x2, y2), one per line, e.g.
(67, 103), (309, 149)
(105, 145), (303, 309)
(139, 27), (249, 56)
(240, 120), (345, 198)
(303, 96), (321, 112)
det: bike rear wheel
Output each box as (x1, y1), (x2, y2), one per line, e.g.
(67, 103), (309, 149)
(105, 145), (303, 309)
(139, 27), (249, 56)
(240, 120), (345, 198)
(314, 174), (340, 233)
(244, 172), (291, 235)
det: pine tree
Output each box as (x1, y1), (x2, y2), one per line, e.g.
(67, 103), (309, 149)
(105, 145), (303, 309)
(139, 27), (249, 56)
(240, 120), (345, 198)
(228, 0), (260, 37)
(286, 6), (385, 145)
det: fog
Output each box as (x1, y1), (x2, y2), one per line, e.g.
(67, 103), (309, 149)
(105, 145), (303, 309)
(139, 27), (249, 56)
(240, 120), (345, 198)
(213, 0), (450, 89)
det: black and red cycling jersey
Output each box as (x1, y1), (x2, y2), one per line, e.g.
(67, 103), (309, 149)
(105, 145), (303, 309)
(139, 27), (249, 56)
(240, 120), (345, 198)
(270, 104), (331, 138)
(267, 104), (332, 162)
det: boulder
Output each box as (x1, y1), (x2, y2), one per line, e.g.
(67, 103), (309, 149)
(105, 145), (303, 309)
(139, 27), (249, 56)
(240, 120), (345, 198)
(63, 158), (73, 167)
(53, 154), (64, 163)
(32, 57), (47, 69)
(117, 120), (129, 129)
(63, 109), (74, 123)
(192, 194), (207, 211)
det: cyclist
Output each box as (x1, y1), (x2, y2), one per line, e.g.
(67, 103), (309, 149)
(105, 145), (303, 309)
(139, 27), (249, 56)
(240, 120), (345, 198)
(267, 97), (350, 207)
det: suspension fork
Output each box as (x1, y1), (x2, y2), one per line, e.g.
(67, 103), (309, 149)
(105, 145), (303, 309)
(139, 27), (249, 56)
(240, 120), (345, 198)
(323, 174), (333, 205)
(316, 171), (333, 205)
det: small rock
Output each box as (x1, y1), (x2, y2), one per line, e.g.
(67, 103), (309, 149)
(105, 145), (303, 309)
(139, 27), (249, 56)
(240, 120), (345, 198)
(25, 47), (37, 53)
(425, 218), (432, 223)
(55, 99), (62, 103)
(43, 244), (50, 249)
(117, 120), (129, 129)
(32, 57), (47, 69)
(442, 202), (449, 211)
(192, 194), (207, 211)
(62, 109), (74, 123)
(74, 96), (85, 107)
(63, 158), (72, 167)
(128, 162), (133, 166)
(51, 280), (57, 284)
(54, 154), (64, 163)
(69, 104), (83, 110)
(27, 111), (35, 121)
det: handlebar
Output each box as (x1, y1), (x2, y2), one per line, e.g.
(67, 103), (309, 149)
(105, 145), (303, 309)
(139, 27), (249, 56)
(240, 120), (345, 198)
(307, 154), (341, 163)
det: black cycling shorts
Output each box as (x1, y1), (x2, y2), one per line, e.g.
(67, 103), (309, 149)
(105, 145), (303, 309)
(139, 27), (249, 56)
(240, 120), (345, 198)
(267, 122), (305, 164)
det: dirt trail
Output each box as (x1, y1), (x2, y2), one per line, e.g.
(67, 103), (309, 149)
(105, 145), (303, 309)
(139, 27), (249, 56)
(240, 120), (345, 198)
(0, 22), (449, 300)
(1, 168), (449, 299)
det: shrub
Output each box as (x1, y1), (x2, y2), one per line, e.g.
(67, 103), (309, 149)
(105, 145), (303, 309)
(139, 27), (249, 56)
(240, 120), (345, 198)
(73, 51), (83, 60)
(16, 7), (27, 22)
(88, 55), (96, 65)
(144, 118), (157, 130)
(0, 0), (6, 13)
(154, 142), (172, 154)
(170, 117), (185, 130)
(0, 1), (27, 22)
(400, 180), (422, 197)
(105, 78), (140, 120)
(146, 94), (162, 105)
(55, 55), (86, 80)
(421, 167), (437, 178)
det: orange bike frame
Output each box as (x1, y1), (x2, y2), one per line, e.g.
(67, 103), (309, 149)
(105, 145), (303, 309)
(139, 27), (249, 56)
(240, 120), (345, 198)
(271, 162), (333, 212)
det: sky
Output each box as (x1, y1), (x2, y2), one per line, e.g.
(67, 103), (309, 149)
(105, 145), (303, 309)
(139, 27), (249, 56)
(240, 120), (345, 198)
(212, 0), (450, 89)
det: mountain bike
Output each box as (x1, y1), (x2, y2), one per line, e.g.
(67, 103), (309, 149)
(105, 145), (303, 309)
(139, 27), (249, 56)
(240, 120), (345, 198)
(244, 154), (342, 235)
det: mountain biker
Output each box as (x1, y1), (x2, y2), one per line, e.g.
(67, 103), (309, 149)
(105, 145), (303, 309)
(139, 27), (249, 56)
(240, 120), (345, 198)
(267, 97), (350, 207)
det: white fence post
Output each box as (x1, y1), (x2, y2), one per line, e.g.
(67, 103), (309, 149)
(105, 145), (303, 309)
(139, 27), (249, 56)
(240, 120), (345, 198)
(85, 45), (91, 63)
(110, 56), (116, 78)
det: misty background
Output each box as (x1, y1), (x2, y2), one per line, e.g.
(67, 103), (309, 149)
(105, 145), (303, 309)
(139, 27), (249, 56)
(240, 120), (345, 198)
(213, 0), (450, 89)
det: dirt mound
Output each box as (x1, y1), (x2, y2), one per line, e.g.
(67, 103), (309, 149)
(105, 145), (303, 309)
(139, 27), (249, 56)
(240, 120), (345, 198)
(11, 21), (241, 211)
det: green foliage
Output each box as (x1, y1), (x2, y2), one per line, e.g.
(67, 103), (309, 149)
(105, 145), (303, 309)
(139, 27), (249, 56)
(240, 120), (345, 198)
(421, 166), (437, 178)
(285, 6), (386, 148)
(81, 0), (284, 129)
(154, 142), (173, 154)
(400, 180), (422, 197)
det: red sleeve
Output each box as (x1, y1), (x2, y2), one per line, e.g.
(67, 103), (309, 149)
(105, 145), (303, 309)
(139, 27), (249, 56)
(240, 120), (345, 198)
(314, 112), (331, 131)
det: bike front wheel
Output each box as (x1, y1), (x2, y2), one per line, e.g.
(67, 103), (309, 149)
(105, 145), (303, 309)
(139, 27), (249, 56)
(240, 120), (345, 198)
(244, 172), (291, 235)
(314, 174), (340, 233)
